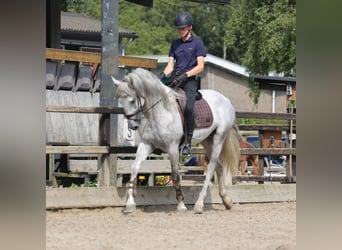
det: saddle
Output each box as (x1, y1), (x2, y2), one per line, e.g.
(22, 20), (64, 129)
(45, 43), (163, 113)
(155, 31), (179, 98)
(175, 88), (213, 129)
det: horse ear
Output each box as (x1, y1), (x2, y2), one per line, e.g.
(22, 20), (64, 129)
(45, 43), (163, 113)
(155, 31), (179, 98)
(125, 75), (135, 89)
(111, 75), (121, 86)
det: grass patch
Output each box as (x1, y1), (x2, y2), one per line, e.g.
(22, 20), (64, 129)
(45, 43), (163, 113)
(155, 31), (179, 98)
(237, 118), (288, 125)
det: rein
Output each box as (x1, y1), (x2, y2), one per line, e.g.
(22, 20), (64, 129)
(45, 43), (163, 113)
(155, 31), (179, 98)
(125, 96), (162, 120)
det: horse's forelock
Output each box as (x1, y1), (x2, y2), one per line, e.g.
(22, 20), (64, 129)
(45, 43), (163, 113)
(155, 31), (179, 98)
(127, 71), (145, 97)
(131, 68), (163, 99)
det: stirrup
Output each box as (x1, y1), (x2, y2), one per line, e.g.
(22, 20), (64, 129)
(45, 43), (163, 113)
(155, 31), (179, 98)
(181, 144), (191, 156)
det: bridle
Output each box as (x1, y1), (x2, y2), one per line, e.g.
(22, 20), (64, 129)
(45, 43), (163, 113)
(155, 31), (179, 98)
(124, 94), (162, 120)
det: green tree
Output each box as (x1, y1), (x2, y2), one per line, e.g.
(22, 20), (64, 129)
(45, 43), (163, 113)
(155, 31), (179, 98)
(61, 0), (102, 19)
(118, 0), (234, 56)
(224, 0), (296, 103)
(225, 0), (296, 76)
(119, 0), (175, 55)
(191, 4), (233, 59)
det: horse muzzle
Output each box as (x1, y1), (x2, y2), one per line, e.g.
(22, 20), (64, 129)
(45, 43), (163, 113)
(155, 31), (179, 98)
(128, 119), (140, 130)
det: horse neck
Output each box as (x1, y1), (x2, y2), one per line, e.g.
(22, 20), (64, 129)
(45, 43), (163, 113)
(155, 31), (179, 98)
(142, 86), (178, 116)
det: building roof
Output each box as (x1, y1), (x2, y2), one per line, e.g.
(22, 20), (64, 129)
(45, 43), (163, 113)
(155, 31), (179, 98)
(185, 0), (231, 4)
(250, 74), (296, 84)
(250, 74), (296, 92)
(136, 54), (296, 90)
(138, 54), (249, 77)
(205, 54), (249, 77)
(61, 11), (138, 39)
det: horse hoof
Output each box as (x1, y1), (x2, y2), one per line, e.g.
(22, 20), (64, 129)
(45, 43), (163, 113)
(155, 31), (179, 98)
(177, 205), (187, 212)
(193, 204), (204, 214)
(223, 197), (233, 210)
(123, 204), (136, 214)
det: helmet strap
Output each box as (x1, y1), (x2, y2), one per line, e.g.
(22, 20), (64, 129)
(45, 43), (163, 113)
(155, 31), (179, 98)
(181, 25), (192, 41)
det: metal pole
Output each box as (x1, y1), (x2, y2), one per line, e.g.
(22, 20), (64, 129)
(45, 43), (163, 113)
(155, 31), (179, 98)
(98, 0), (119, 186)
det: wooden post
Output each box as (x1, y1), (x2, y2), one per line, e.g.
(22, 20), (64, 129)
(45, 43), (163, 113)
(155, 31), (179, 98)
(258, 131), (264, 184)
(48, 153), (55, 186)
(287, 105), (294, 182)
(46, 0), (61, 48)
(98, 0), (120, 186)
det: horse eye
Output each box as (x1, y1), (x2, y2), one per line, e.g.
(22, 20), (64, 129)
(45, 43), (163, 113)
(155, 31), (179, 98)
(128, 97), (135, 104)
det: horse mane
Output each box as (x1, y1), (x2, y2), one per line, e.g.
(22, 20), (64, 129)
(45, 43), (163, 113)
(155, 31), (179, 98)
(126, 68), (181, 111)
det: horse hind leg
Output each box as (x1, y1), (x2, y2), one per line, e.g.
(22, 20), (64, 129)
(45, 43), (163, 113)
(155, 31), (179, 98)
(193, 158), (216, 214)
(215, 162), (233, 209)
(193, 137), (225, 213)
(240, 157), (247, 175)
(252, 156), (259, 176)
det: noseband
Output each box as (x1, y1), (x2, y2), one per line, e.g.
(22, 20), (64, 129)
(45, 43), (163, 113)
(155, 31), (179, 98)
(124, 96), (143, 120)
(124, 94), (162, 120)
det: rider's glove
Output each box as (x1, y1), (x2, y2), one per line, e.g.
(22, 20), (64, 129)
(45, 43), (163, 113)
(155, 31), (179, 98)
(158, 72), (166, 80)
(169, 72), (187, 88)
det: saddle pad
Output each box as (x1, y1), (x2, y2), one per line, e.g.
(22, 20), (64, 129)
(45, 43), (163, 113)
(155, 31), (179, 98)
(194, 98), (213, 128)
(175, 88), (213, 129)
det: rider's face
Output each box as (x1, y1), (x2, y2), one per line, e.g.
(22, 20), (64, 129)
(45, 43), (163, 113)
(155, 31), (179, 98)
(177, 25), (192, 39)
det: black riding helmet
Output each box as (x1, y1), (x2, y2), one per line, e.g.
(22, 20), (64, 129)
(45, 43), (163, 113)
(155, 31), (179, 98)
(173, 12), (193, 29)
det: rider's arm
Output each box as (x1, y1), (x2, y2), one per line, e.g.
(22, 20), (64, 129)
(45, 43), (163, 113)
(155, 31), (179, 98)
(185, 56), (205, 78)
(162, 57), (175, 76)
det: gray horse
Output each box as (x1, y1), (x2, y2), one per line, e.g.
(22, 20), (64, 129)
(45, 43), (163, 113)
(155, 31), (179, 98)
(112, 68), (240, 214)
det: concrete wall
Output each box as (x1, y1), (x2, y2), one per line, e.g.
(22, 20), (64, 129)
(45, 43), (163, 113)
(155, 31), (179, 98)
(202, 65), (288, 113)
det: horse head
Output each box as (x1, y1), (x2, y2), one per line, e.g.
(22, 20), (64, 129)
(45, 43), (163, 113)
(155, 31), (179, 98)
(112, 75), (142, 130)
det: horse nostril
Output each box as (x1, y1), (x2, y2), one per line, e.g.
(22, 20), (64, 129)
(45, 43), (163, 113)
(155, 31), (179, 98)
(128, 123), (139, 130)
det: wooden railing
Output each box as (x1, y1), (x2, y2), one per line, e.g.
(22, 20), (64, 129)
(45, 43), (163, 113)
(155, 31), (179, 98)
(45, 48), (296, 186)
(46, 104), (296, 186)
(46, 48), (157, 69)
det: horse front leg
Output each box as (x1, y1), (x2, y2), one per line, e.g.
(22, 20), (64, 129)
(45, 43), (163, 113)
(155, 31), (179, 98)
(169, 146), (187, 212)
(123, 142), (152, 214)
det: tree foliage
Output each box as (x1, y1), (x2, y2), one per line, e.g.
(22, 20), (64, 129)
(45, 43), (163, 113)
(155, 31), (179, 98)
(225, 0), (296, 76)
(59, 0), (296, 104)
(224, 0), (296, 104)
(122, 0), (235, 57)
(61, 0), (102, 19)
(60, 0), (295, 73)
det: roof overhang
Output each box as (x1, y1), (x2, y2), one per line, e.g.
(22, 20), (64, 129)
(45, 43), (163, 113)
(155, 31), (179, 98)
(125, 0), (153, 7)
(251, 74), (296, 91)
(182, 0), (231, 4)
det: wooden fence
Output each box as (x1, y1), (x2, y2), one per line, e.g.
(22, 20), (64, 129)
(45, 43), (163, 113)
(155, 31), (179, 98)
(45, 48), (296, 188)
(46, 104), (296, 186)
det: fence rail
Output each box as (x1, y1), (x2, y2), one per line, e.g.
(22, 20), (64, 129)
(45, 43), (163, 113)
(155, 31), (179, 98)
(46, 145), (296, 156)
(46, 105), (297, 121)
(46, 103), (296, 187)
(46, 48), (158, 69)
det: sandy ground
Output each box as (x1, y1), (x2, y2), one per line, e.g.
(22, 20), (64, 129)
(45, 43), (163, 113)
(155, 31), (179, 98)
(46, 201), (296, 250)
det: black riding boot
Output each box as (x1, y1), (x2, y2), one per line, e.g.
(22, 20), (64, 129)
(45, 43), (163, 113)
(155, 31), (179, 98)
(182, 135), (192, 156)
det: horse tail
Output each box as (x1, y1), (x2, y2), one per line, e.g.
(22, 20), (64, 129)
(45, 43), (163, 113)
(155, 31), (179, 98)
(221, 122), (241, 186)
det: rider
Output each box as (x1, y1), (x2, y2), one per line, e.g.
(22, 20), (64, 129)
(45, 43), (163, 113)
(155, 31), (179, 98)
(159, 12), (206, 156)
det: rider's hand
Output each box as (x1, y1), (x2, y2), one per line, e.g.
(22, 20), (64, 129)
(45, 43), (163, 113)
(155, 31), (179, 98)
(158, 72), (166, 80)
(169, 73), (187, 88)
(175, 72), (187, 84)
